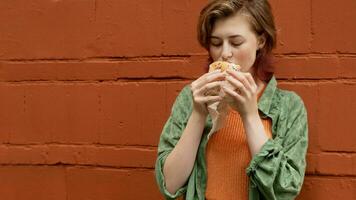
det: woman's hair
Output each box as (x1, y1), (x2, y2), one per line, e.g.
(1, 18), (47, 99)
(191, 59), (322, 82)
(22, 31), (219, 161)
(197, 0), (277, 81)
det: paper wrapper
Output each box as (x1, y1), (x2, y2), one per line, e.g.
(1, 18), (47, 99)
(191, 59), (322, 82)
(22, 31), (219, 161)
(206, 61), (241, 139)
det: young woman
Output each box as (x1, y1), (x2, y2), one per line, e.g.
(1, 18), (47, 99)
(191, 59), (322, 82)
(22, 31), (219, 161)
(155, 0), (308, 199)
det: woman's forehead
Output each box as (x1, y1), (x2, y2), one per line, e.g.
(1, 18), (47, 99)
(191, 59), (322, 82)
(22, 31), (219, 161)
(211, 13), (254, 37)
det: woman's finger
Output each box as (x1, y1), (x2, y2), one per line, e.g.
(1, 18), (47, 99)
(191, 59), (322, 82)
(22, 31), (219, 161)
(244, 73), (257, 91)
(195, 96), (222, 106)
(222, 85), (244, 102)
(226, 75), (248, 96)
(195, 81), (223, 96)
(192, 71), (225, 90)
(226, 69), (252, 91)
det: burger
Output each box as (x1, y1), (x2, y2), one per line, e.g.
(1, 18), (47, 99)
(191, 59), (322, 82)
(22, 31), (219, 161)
(205, 61), (241, 98)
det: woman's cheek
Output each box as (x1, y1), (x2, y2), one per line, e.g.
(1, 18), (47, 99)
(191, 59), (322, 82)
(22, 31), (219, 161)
(209, 48), (220, 61)
(234, 49), (256, 71)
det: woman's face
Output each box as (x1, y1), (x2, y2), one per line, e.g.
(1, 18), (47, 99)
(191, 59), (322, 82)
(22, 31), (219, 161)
(209, 13), (264, 74)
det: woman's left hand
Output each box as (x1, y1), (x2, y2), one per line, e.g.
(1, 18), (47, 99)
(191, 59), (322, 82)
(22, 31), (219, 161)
(222, 69), (259, 118)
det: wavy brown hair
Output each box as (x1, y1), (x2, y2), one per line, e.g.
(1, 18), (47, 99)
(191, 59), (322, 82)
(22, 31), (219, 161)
(197, 0), (277, 81)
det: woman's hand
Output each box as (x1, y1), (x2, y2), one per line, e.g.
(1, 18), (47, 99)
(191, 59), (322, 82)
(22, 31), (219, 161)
(222, 69), (259, 118)
(190, 71), (225, 117)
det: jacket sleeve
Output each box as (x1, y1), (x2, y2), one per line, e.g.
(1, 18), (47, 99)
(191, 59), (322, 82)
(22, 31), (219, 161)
(246, 92), (308, 200)
(155, 85), (192, 199)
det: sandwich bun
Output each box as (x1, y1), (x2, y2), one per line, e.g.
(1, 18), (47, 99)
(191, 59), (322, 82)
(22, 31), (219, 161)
(208, 61), (240, 73)
(205, 61), (241, 97)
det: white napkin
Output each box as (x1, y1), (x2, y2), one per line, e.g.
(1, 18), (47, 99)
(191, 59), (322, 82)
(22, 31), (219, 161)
(206, 77), (235, 139)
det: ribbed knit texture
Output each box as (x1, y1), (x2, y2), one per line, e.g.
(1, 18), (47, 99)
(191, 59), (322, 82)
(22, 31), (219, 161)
(205, 92), (272, 200)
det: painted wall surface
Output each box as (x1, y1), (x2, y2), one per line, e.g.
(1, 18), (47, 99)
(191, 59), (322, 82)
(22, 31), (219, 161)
(0, 0), (355, 199)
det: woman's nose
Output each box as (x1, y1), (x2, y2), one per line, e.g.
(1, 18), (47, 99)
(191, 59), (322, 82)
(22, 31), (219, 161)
(221, 44), (233, 61)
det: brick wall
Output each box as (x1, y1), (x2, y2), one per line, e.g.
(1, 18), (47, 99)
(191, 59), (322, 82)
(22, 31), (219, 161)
(0, 0), (355, 199)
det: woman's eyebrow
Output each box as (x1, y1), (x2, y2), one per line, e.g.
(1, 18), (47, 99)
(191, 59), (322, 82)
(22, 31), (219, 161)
(228, 35), (243, 38)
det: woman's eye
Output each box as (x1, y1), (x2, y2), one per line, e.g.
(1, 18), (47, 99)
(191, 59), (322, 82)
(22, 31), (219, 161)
(209, 40), (243, 47)
(231, 42), (243, 47)
(210, 42), (222, 47)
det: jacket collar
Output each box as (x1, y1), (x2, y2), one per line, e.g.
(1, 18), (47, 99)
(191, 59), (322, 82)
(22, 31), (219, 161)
(258, 76), (277, 117)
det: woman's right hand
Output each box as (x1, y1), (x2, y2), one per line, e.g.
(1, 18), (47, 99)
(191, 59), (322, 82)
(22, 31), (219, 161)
(190, 70), (225, 117)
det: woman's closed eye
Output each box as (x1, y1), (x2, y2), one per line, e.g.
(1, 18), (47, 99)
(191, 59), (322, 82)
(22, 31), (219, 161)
(210, 42), (243, 48)
(210, 39), (222, 47)
(231, 41), (243, 47)
(210, 42), (222, 47)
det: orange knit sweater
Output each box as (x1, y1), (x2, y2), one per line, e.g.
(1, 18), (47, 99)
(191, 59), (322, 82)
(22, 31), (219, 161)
(205, 98), (272, 199)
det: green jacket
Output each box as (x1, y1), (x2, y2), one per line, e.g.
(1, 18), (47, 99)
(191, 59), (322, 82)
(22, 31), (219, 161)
(155, 77), (308, 200)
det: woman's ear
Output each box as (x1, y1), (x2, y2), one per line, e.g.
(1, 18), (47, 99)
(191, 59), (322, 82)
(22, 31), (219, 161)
(257, 34), (266, 50)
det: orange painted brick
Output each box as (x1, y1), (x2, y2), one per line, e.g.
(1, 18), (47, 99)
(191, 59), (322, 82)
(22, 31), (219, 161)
(0, 145), (46, 165)
(49, 85), (101, 144)
(45, 145), (87, 165)
(0, 84), (25, 143)
(0, 145), (157, 168)
(0, 0), (163, 59)
(0, 56), (208, 81)
(66, 168), (162, 200)
(93, 0), (162, 57)
(0, 83), (101, 144)
(162, 0), (207, 55)
(270, 0), (311, 53)
(340, 57), (356, 78)
(317, 82), (356, 152)
(105, 56), (206, 80)
(311, 0), (356, 53)
(0, 166), (66, 200)
(28, 84), (98, 144)
(0, 0), (96, 59)
(306, 154), (318, 175)
(99, 82), (168, 146)
(306, 153), (356, 176)
(275, 56), (340, 79)
(94, 147), (156, 168)
(297, 176), (356, 199)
